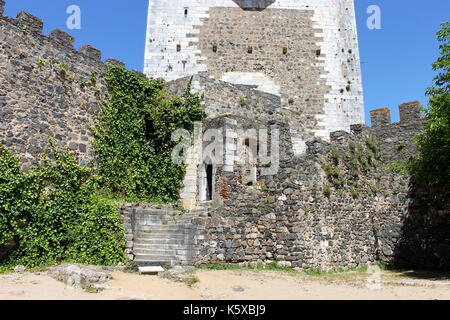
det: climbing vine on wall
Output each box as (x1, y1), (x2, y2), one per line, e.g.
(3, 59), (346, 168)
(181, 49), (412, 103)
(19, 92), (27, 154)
(0, 141), (127, 269)
(91, 66), (205, 203)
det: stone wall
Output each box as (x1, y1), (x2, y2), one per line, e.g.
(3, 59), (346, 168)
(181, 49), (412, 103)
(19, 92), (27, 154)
(193, 101), (449, 269)
(0, 7), (125, 168)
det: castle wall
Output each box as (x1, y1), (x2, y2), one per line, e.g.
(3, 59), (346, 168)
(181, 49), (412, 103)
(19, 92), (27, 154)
(0, 9), (125, 167)
(1, 1), (447, 270)
(144, 0), (365, 143)
(194, 102), (449, 269)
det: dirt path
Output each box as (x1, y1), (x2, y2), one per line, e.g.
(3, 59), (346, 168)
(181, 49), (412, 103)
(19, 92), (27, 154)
(0, 269), (449, 300)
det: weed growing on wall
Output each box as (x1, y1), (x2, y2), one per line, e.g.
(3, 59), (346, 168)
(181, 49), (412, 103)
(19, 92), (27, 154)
(91, 66), (205, 203)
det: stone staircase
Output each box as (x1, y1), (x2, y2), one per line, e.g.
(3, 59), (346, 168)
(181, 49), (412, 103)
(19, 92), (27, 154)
(120, 204), (207, 267)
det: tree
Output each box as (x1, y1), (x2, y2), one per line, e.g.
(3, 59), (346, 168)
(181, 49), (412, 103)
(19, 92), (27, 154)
(409, 22), (450, 186)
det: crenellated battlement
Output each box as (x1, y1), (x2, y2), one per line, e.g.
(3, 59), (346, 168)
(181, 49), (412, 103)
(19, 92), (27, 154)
(329, 101), (425, 157)
(0, 3), (123, 66)
(370, 108), (391, 128)
(80, 44), (102, 61)
(16, 10), (43, 34)
(0, 1), (127, 167)
(399, 101), (423, 123)
(370, 101), (423, 129)
(49, 29), (74, 49)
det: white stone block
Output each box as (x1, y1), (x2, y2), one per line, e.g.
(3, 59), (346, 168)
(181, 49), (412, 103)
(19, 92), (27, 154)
(139, 266), (165, 275)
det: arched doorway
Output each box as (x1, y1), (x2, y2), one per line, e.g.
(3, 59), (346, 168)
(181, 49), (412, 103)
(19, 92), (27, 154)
(199, 155), (215, 202)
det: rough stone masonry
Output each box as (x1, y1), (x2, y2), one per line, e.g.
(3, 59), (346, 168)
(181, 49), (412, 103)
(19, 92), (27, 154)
(0, 5), (126, 168)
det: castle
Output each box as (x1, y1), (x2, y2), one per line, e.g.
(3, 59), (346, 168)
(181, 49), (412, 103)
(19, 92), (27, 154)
(0, 0), (448, 269)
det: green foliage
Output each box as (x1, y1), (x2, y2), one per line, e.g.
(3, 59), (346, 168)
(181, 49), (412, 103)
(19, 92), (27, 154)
(90, 72), (97, 85)
(21, 25), (27, 37)
(333, 178), (345, 188)
(386, 160), (407, 175)
(91, 66), (205, 203)
(359, 156), (370, 172)
(58, 61), (72, 80)
(331, 147), (340, 162)
(365, 137), (380, 157)
(37, 58), (44, 68)
(183, 276), (200, 287)
(356, 144), (364, 159)
(349, 156), (358, 169)
(239, 98), (247, 106)
(397, 142), (406, 151)
(81, 72), (98, 88)
(351, 183), (361, 199)
(409, 22), (450, 186)
(368, 183), (378, 196)
(0, 142), (127, 269)
(325, 164), (339, 178)
(322, 184), (331, 198)
(349, 141), (356, 153)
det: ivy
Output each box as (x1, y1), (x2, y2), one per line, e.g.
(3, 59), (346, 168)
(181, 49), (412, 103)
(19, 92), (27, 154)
(0, 141), (127, 269)
(91, 66), (205, 203)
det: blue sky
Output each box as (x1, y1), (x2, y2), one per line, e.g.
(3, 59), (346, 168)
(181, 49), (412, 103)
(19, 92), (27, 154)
(3, 0), (450, 125)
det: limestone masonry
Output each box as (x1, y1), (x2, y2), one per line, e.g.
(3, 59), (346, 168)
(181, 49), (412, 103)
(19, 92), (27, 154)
(144, 0), (365, 146)
(0, 1), (448, 269)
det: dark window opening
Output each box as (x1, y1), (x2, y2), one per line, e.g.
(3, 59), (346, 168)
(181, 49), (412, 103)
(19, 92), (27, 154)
(184, 8), (188, 16)
(177, 44), (181, 52)
(247, 46), (253, 54)
(316, 49), (321, 57)
(283, 47), (288, 54)
(233, 0), (276, 11)
(206, 164), (213, 201)
(212, 44), (218, 52)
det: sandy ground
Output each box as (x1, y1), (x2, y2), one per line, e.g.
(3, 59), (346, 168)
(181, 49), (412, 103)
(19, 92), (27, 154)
(0, 268), (449, 300)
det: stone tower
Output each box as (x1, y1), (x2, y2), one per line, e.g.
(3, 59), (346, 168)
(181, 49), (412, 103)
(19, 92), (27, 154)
(144, 0), (365, 143)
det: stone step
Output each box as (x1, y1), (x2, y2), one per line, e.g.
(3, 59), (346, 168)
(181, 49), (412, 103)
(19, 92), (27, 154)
(135, 223), (195, 229)
(133, 238), (196, 245)
(134, 232), (192, 240)
(134, 209), (179, 216)
(133, 244), (196, 251)
(134, 254), (190, 263)
(133, 248), (193, 256)
(133, 260), (186, 267)
(134, 226), (196, 233)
